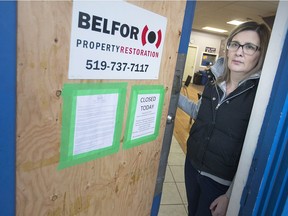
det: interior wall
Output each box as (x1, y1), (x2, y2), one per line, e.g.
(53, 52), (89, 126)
(189, 30), (226, 73)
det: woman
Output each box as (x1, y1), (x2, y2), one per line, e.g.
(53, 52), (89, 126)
(178, 21), (270, 216)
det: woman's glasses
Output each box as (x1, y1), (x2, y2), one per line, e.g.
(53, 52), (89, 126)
(227, 41), (260, 55)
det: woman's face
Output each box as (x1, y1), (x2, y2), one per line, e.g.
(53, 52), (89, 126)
(227, 30), (261, 76)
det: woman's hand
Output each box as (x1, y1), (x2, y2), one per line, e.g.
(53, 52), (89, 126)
(209, 194), (229, 216)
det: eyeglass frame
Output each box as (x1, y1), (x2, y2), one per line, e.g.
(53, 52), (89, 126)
(227, 41), (260, 55)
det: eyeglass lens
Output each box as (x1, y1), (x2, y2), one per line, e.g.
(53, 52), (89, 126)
(228, 41), (259, 55)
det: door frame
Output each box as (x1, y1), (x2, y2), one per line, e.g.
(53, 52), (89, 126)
(150, 1), (196, 215)
(0, 1), (17, 215)
(227, 0), (288, 214)
(235, 1), (288, 215)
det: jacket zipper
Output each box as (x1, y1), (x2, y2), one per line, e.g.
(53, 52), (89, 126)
(215, 85), (255, 110)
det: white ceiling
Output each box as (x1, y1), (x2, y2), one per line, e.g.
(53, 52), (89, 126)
(192, 0), (279, 36)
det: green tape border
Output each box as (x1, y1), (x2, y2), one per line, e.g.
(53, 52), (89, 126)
(123, 85), (165, 150)
(58, 82), (127, 170)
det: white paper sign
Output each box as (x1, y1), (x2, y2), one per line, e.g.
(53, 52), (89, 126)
(131, 93), (160, 140)
(73, 94), (118, 155)
(68, 1), (167, 80)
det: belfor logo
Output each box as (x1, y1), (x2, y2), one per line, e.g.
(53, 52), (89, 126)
(78, 12), (140, 40)
(141, 25), (162, 49)
(78, 11), (163, 49)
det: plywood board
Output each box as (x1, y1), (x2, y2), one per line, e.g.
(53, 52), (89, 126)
(16, 1), (186, 215)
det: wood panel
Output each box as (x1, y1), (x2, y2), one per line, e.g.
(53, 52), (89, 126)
(16, 1), (186, 215)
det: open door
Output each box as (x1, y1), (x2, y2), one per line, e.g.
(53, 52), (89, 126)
(15, 1), (186, 215)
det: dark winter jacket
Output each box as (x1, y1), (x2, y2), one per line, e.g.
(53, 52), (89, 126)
(187, 78), (259, 181)
(178, 57), (260, 181)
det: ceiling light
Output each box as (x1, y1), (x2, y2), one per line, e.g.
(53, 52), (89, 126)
(202, 26), (228, 33)
(227, 20), (245, 26)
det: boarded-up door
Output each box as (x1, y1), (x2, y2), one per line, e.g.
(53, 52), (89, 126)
(16, 1), (186, 216)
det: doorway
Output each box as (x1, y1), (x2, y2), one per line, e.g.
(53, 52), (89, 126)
(183, 45), (197, 83)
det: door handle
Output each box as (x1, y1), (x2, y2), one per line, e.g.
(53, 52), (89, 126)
(167, 114), (174, 124)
